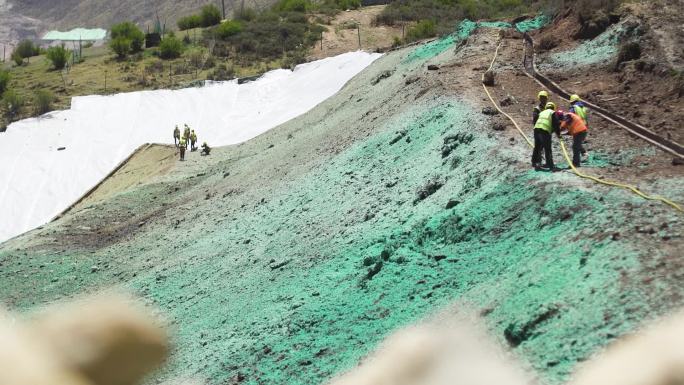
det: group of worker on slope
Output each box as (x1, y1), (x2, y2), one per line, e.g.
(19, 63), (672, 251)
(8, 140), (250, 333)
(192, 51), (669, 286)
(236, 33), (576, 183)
(173, 124), (211, 161)
(532, 91), (590, 171)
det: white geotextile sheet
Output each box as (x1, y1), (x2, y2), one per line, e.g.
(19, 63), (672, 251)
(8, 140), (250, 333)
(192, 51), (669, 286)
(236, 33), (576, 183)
(0, 51), (381, 243)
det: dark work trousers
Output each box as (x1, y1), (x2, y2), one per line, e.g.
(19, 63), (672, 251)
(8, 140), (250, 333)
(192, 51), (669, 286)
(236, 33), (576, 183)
(180, 147), (186, 161)
(532, 129), (554, 168)
(572, 131), (588, 167)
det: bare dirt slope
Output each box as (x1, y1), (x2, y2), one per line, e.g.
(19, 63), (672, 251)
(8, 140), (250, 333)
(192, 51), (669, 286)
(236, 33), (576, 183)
(310, 5), (403, 60)
(71, 144), (177, 212)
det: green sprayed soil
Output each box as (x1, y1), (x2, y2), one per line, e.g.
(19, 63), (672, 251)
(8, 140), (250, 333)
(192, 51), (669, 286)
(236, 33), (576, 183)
(0, 33), (682, 385)
(541, 21), (642, 69)
(516, 14), (551, 33)
(405, 15), (549, 64)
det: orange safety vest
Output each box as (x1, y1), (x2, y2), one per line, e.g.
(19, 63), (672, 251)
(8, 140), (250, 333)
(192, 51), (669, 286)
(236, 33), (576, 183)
(561, 112), (587, 136)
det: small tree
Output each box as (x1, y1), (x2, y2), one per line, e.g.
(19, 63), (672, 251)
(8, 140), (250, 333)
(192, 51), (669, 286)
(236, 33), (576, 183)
(2, 89), (25, 120)
(110, 37), (132, 59)
(406, 19), (436, 42)
(11, 51), (24, 66)
(33, 89), (55, 115)
(200, 5), (222, 27)
(46, 45), (70, 70)
(159, 36), (183, 59)
(215, 20), (243, 39)
(0, 70), (9, 96)
(16, 40), (39, 62)
(178, 14), (202, 30)
(110, 22), (145, 53)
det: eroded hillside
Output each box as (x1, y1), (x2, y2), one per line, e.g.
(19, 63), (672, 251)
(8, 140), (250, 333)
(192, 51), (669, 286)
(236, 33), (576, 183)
(0, 7), (683, 385)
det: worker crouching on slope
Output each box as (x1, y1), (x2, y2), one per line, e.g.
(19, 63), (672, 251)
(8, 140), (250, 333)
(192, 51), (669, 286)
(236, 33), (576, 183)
(560, 111), (588, 167)
(532, 102), (561, 171)
(179, 136), (187, 161)
(201, 142), (211, 156)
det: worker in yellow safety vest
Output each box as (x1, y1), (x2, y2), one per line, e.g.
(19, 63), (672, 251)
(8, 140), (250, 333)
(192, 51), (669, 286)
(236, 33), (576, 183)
(569, 94), (589, 126)
(183, 124), (191, 144)
(533, 90), (549, 125)
(190, 130), (198, 151)
(179, 135), (187, 161)
(532, 102), (561, 171)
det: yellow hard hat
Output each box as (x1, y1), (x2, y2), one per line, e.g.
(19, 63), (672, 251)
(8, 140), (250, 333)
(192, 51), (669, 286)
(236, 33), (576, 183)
(545, 102), (556, 110)
(570, 94), (581, 102)
(538, 90), (549, 100)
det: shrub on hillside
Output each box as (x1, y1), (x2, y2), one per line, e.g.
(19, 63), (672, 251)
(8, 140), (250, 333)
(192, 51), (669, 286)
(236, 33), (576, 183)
(207, 63), (235, 81)
(159, 36), (183, 59)
(233, 8), (257, 21)
(215, 20), (243, 39)
(187, 48), (206, 69)
(331, 0), (360, 10)
(16, 40), (40, 61)
(406, 19), (436, 42)
(46, 46), (70, 70)
(178, 14), (202, 31)
(0, 70), (9, 96)
(110, 22), (145, 53)
(11, 51), (24, 66)
(200, 5), (222, 27)
(1, 89), (25, 120)
(33, 89), (55, 115)
(110, 37), (132, 59)
(274, 0), (311, 13)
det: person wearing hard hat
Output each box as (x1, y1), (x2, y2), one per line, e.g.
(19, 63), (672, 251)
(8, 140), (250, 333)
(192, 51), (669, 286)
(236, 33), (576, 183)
(183, 124), (191, 144)
(532, 102), (561, 171)
(190, 130), (198, 151)
(173, 125), (180, 147)
(533, 90), (549, 125)
(568, 94), (589, 126)
(560, 110), (588, 167)
(179, 135), (187, 161)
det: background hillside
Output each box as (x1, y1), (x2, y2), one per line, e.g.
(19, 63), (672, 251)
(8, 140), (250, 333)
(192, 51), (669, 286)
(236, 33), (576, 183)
(4, 0), (271, 41)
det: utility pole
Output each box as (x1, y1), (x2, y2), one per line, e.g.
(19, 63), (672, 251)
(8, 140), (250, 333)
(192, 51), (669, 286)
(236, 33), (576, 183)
(104, 70), (107, 93)
(221, 0), (226, 20)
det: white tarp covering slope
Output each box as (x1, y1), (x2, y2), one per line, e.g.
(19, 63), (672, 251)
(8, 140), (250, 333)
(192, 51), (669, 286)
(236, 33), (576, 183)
(0, 51), (381, 243)
(42, 28), (108, 41)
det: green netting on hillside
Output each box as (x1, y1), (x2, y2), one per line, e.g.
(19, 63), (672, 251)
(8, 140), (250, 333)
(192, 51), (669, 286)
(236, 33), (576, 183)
(515, 14), (550, 33)
(405, 16), (548, 63)
(405, 19), (478, 62)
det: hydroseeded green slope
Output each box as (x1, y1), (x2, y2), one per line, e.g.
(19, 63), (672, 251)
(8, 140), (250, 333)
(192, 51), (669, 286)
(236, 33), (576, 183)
(1, 30), (683, 385)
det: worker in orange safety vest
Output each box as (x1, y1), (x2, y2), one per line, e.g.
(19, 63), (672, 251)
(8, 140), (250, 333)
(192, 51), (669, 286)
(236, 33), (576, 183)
(560, 111), (588, 167)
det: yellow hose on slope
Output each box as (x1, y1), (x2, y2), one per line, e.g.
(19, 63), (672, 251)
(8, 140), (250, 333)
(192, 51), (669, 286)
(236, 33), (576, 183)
(481, 39), (683, 213)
